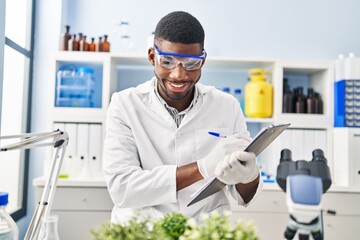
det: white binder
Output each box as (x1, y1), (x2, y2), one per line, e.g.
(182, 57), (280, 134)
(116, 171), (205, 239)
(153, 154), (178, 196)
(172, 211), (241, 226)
(88, 124), (102, 179)
(76, 123), (90, 179)
(64, 123), (77, 178)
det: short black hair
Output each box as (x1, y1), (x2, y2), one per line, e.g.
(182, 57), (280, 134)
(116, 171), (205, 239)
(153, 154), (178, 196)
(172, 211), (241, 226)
(154, 11), (205, 49)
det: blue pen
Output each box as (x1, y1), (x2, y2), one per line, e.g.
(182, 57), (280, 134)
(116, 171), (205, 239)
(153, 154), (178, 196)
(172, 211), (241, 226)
(208, 131), (226, 138)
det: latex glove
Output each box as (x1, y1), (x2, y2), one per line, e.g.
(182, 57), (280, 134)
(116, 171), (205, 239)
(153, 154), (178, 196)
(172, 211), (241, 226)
(215, 151), (259, 185)
(197, 133), (251, 179)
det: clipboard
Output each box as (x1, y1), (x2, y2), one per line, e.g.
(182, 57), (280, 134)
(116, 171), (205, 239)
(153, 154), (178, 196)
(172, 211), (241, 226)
(187, 123), (291, 207)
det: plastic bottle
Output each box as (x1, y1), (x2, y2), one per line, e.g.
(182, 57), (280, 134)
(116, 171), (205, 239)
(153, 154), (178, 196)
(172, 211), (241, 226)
(147, 31), (155, 48)
(245, 68), (273, 118)
(0, 192), (19, 240)
(234, 88), (245, 112)
(59, 25), (71, 51)
(344, 52), (360, 80)
(335, 54), (345, 81)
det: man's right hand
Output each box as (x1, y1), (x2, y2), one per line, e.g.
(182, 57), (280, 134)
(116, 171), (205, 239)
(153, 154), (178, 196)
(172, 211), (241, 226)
(196, 133), (251, 179)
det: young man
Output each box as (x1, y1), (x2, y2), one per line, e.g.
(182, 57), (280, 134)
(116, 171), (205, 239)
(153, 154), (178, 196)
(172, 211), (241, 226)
(103, 11), (262, 224)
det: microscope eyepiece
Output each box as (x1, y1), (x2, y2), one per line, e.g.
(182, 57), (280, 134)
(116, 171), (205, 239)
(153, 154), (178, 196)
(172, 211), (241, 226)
(280, 149), (292, 162)
(311, 149), (327, 164)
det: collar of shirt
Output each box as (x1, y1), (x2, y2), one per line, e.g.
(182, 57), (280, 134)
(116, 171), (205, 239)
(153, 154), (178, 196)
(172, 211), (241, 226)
(154, 79), (199, 127)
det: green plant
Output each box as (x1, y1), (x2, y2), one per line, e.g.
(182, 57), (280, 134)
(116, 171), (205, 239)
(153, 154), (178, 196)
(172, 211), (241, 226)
(159, 212), (191, 240)
(180, 211), (258, 240)
(91, 211), (258, 240)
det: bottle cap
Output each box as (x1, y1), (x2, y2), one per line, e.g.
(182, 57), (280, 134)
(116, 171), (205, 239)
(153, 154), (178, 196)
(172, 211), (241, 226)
(0, 192), (9, 206)
(77, 67), (94, 74)
(234, 89), (242, 94)
(222, 87), (230, 93)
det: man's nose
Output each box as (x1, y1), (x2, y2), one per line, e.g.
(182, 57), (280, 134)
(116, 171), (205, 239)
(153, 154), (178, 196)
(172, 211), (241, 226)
(170, 62), (187, 79)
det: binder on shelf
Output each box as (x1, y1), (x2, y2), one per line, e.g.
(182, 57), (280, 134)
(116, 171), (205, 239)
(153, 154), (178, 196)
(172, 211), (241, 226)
(76, 123), (90, 179)
(88, 124), (102, 179)
(64, 123), (77, 178)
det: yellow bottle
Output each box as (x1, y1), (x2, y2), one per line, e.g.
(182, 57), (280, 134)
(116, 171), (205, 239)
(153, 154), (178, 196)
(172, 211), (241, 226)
(245, 68), (273, 118)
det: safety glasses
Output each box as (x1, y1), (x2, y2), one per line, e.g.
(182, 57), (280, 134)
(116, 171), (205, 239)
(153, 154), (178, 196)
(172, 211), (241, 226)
(153, 45), (206, 71)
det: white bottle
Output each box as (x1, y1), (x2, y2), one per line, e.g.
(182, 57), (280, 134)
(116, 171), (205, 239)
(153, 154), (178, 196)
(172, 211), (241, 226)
(335, 54), (345, 81)
(0, 192), (19, 240)
(234, 88), (245, 112)
(344, 52), (360, 80)
(147, 31), (155, 49)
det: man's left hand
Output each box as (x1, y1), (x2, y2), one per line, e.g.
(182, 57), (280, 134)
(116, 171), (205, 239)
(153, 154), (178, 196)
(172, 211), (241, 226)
(215, 151), (259, 185)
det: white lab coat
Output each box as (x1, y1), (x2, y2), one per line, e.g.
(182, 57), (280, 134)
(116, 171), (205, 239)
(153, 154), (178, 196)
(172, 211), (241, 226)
(102, 77), (262, 224)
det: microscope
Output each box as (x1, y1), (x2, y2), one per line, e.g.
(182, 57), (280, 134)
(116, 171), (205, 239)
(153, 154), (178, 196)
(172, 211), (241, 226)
(276, 149), (332, 240)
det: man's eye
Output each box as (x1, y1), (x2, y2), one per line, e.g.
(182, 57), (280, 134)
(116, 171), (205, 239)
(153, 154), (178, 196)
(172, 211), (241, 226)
(185, 60), (202, 68)
(160, 56), (173, 65)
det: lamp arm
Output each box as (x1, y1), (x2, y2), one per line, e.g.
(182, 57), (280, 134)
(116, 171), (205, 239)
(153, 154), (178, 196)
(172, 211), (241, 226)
(1, 130), (69, 240)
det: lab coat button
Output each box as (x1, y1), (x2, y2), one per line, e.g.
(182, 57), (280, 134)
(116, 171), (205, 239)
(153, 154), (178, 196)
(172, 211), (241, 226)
(176, 132), (181, 137)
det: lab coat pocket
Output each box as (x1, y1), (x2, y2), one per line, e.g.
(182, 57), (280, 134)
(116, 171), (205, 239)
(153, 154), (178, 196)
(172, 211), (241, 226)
(195, 128), (231, 160)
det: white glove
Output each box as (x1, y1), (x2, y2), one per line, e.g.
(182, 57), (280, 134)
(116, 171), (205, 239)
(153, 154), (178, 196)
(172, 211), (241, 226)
(197, 133), (251, 179)
(215, 151), (259, 184)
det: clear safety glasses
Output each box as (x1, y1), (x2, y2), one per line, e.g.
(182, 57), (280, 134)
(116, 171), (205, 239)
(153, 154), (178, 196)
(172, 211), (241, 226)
(153, 45), (206, 71)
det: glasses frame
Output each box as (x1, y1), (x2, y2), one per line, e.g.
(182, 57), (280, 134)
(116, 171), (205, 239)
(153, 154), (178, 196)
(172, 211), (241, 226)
(153, 44), (206, 59)
(152, 44), (206, 71)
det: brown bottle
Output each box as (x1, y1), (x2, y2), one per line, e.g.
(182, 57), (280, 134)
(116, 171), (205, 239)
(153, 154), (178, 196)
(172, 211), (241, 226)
(68, 34), (79, 51)
(306, 88), (316, 114)
(96, 36), (103, 52)
(103, 35), (110, 52)
(314, 92), (323, 114)
(295, 87), (306, 113)
(88, 37), (96, 52)
(282, 78), (294, 113)
(79, 35), (88, 51)
(59, 25), (71, 51)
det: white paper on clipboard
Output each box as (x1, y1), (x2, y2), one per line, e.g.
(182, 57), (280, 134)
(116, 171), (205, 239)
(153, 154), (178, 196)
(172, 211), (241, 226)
(187, 123), (291, 207)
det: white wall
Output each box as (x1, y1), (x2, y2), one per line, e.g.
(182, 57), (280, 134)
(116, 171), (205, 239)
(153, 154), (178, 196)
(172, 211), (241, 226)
(19, 0), (360, 238)
(64, 0), (360, 60)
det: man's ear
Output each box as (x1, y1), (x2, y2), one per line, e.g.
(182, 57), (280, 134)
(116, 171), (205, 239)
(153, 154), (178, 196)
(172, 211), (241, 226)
(148, 47), (155, 66)
(200, 51), (207, 67)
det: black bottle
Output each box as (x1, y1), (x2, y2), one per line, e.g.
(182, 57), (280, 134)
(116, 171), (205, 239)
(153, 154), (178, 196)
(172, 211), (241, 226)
(295, 87), (306, 113)
(306, 88), (316, 114)
(314, 92), (323, 114)
(283, 78), (294, 113)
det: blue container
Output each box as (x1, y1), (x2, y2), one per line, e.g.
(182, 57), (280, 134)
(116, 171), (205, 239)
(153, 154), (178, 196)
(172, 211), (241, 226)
(334, 79), (360, 127)
(55, 67), (95, 108)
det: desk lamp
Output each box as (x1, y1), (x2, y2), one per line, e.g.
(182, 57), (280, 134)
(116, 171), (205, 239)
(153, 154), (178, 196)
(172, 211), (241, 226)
(0, 129), (68, 240)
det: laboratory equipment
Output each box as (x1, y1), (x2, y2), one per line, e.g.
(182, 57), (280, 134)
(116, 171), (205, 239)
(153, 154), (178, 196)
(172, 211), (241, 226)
(0, 192), (19, 240)
(38, 215), (60, 240)
(55, 66), (95, 108)
(245, 68), (273, 118)
(276, 149), (332, 240)
(0, 129), (69, 240)
(59, 25), (71, 51)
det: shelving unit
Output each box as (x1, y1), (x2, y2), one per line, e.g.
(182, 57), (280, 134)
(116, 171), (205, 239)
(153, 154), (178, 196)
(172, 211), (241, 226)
(47, 52), (335, 179)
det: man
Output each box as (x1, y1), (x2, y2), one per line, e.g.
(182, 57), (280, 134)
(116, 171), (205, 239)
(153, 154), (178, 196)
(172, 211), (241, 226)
(103, 11), (262, 224)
